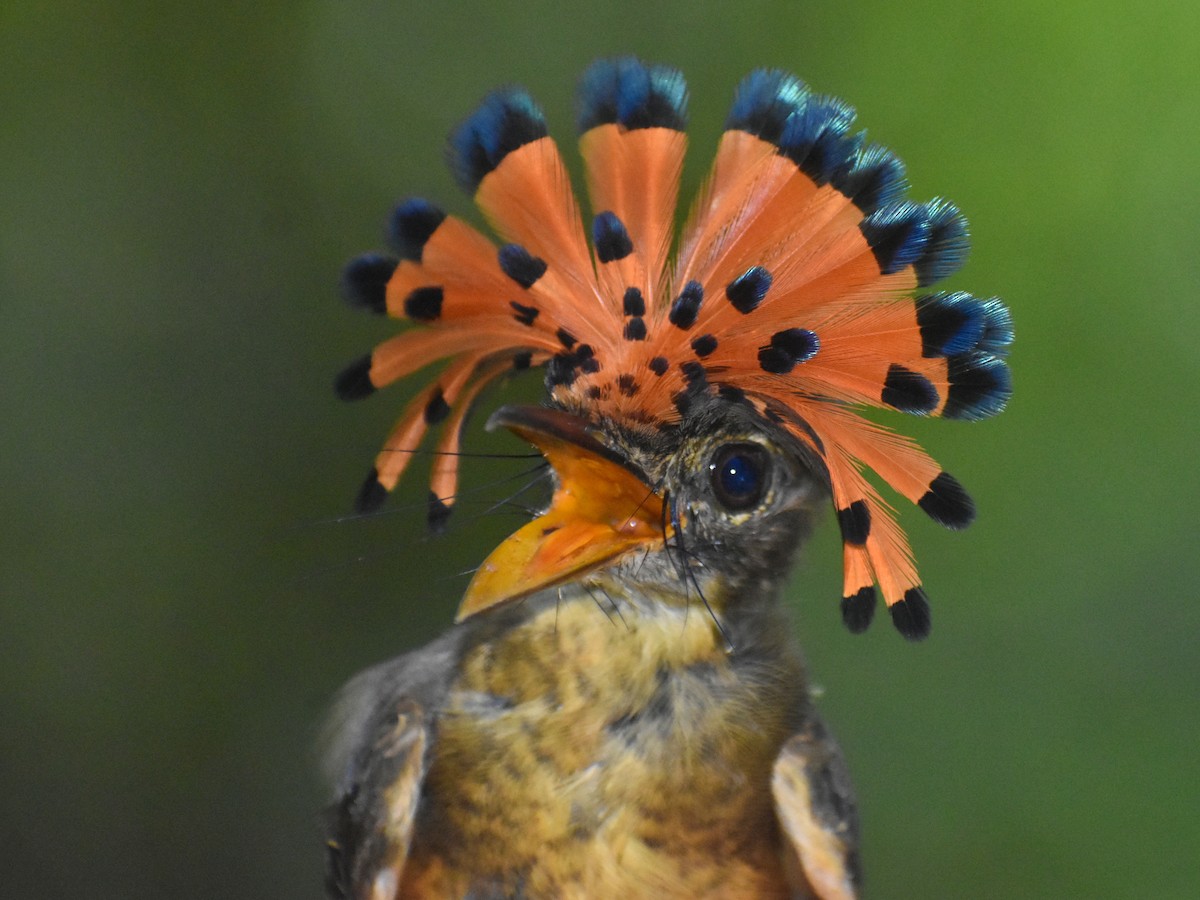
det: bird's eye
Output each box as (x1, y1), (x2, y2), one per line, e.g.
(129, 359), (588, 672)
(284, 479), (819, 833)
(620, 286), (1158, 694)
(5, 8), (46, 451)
(708, 443), (770, 511)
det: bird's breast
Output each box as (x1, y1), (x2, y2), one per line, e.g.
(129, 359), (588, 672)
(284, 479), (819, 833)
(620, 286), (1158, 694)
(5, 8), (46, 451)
(400, 585), (805, 898)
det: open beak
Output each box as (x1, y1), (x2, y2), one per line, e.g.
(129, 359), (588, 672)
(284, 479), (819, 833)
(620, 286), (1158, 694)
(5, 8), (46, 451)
(457, 405), (667, 622)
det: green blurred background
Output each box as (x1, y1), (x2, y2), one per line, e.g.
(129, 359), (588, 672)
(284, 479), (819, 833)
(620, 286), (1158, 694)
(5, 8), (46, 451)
(3, 1), (1197, 897)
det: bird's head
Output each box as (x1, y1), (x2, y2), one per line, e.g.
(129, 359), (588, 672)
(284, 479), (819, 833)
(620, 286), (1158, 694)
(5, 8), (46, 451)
(458, 397), (828, 622)
(335, 58), (1012, 640)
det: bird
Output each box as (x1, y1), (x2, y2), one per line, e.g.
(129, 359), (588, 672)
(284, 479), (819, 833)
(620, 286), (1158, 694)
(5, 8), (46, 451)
(324, 58), (1012, 899)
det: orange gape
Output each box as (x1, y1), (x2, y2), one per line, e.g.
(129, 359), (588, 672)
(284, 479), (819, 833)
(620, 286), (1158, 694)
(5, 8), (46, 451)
(325, 58), (1012, 900)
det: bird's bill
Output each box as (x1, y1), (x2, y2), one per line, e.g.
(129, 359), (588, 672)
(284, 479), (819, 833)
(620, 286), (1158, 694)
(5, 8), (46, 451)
(456, 405), (667, 621)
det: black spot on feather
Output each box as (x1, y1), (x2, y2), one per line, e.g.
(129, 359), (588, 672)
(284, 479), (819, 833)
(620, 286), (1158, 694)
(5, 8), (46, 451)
(758, 328), (819, 374)
(836, 500), (871, 546)
(498, 243), (547, 288)
(403, 286), (443, 321)
(623, 287), (646, 316)
(510, 301), (539, 326)
(669, 280), (703, 328)
(881, 364), (938, 414)
(691, 334), (718, 358)
(725, 266), (772, 313)
(593, 211), (633, 263)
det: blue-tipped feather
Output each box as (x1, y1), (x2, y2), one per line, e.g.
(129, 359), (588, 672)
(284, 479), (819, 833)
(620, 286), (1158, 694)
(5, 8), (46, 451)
(726, 69), (809, 144)
(577, 57), (688, 132)
(387, 198), (446, 261)
(916, 291), (987, 358)
(914, 199), (969, 286)
(860, 201), (932, 275)
(341, 253), (396, 315)
(835, 143), (908, 213)
(942, 352), (1012, 420)
(778, 94), (858, 185)
(449, 88), (548, 194)
(977, 298), (1015, 356)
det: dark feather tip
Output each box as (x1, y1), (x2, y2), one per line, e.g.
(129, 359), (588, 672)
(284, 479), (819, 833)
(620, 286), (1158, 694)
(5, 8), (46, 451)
(914, 200), (969, 286)
(977, 298), (1014, 356)
(890, 588), (932, 640)
(861, 201), (932, 276)
(387, 198), (446, 261)
(918, 471), (976, 530)
(943, 352), (1012, 420)
(423, 388), (450, 425)
(427, 491), (452, 533)
(841, 586), (877, 634)
(335, 355), (376, 401)
(726, 69), (809, 144)
(354, 468), (388, 514)
(916, 291), (986, 358)
(449, 88), (548, 194)
(881, 363), (938, 414)
(835, 143), (908, 214)
(340, 253), (396, 315)
(577, 57), (688, 132)
(778, 94), (858, 186)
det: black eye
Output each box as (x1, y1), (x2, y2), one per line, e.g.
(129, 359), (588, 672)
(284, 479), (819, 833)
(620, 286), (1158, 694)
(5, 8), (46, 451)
(708, 443), (770, 511)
